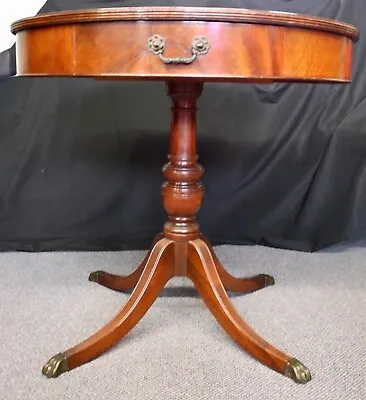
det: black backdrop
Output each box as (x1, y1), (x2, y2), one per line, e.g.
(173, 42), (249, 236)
(0, 0), (365, 253)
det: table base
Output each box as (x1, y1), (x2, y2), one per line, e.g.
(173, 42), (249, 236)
(41, 81), (311, 384)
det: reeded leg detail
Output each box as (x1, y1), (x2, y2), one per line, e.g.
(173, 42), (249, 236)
(42, 81), (311, 383)
(219, 269), (275, 293)
(88, 269), (144, 292)
(200, 234), (275, 293)
(88, 233), (164, 292)
(42, 237), (175, 378)
(187, 238), (311, 384)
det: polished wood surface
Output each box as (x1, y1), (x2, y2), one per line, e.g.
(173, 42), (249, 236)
(12, 7), (358, 82)
(65, 238), (175, 373)
(40, 80), (312, 383)
(13, 7), (358, 383)
(187, 237), (290, 375)
(44, 232), (303, 380)
(10, 7), (359, 38)
(88, 233), (164, 291)
(92, 234), (275, 294)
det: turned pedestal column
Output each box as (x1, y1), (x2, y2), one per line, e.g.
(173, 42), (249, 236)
(41, 82), (311, 384)
(11, 5), (359, 386)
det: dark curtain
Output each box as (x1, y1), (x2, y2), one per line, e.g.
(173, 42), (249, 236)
(0, 0), (365, 252)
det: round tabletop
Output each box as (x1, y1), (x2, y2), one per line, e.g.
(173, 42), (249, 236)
(11, 7), (359, 82)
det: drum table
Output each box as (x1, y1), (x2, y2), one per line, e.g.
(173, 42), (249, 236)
(11, 7), (359, 383)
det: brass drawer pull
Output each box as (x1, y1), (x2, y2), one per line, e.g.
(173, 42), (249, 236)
(148, 35), (210, 64)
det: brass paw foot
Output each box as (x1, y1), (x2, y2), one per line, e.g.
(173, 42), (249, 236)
(258, 274), (275, 286)
(42, 353), (68, 378)
(284, 358), (312, 384)
(88, 271), (101, 283)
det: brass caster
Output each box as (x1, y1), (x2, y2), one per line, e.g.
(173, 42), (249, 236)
(259, 274), (275, 286)
(42, 353), (68, 378)
(284, 358), (312, 384)
(88, 271), (101, 283)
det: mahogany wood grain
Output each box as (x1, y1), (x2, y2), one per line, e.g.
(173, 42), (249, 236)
(12, 7), (358, 82)
(91, 231), (274, 294)
(20, 7), (357, 383)
(88, 233), (164, 292)
(64, 238), (175, 373)
(162, 82), (204, 240)
(10, 7), (359, 39)
(187, 238), (290, 375)
(200, 234), (275, 293)
(41, 81), (312, 382)
(89, 269), (144, 292)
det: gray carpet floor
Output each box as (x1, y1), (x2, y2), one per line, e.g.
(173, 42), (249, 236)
(0, 239), (365, 399)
